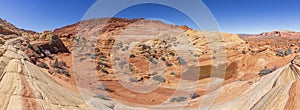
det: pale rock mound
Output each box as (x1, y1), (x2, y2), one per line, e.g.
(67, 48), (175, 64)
(0, 38), (89, 110)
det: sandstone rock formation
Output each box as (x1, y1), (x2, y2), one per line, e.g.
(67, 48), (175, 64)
(0, 36), (90, 109)
(1, 17), (300, 109)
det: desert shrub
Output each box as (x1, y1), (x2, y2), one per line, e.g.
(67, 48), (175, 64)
(242, 50), (246, 54)
(169, 96), (187, 103)
(170, 71), (176, 75)
(27, 43), (33, 49)
(79, 57), (87, 61)
(276, 50), (285, 57)
(285, 48), (292, 56)
(152, 75), (165, 82)
(101, 69), (109, 74)
(160, 57), (166, 61)
(165, 62), (173, 67)
(0, 39), (5, 45)
(130, 54), (136, 58)
(119, 60), (127, 69)
(98, 61), (111, 68)
(56, 68), (70, 77)
(212, 56), (216, 59)
(125, 46), (129, 50)
(99, 55), (108, 59)
(177, 57), (187, 65)
(44, 50), (51, 56)
(169, 52), (175, 56)
(85, 53), (94, 57)
(258, 67), (276, 76)
(114, 57), (120, 61)
(189, 93), (199, 99)
(37, 62), (49, 69)
(129, 77), (138, 82)
(276, 49), (292, 57)
(52, 59), (67, 69)
(149, 58), (157, 65)
(97, 84), (106, 91)
(94, 94), (111, 100)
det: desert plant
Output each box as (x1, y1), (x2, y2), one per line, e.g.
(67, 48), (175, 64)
(242, 50), (246, 54)
(258, 67), (276, 76)
(101, 69), (109, 74)
(114, 57), (120, 61)
(37, 62), (49, 69)
(94, 94), (111, 100)
(177, 57), (187, 65)
(56, 68), (70, 77)
(169, 52), (175, 56)
(152, 75), (165, 82)
(119, 60), (127, 69)
(165, 62), (173, 67)
(149, 58), (157, 65)
(169, 96), (187, 103)
(170, 71), (176, 75)
(52, 59), (67, 69)
(130, 54), (136, 58)
(98, 61), (111, 68)
(79, 57), (87, 61)
(0, 39), (5, 45)
(212, 56), (216, 59)
(160, 57), (166, 61)
(99, 55), (108, 59)
(129, 77), (138, 82)
(189, 93), (199, 99)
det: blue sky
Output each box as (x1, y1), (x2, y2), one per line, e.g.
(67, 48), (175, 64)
(0, 0), (299, 34)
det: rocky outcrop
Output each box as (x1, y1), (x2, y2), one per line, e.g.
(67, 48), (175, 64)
(257, 31), (300, 38)
(0, 37), (88, 110)
(194, 55), (300, 109)
(0, 18), (36, 36)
